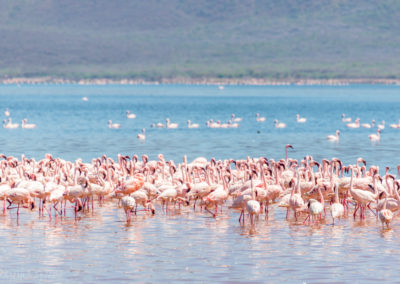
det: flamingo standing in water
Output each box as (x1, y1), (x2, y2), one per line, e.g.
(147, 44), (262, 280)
(108, 120), (121, 129)
(4, 108), (10, 117)
(389, 120), (400, 129)
(362, 120), (375, 128)
(274, 119), (286, 128)
(256, 113), (266, 122)
(21, 119), (36, 129)
(327, 130), (340, 142)
(126, 111), (136, 119)
(137, 128), (146, 140)
(330, 183), (344, 225)
(166, 118), (178, 129)
(347, 118), (360, 128)
(296, 114), (306, 123)
(3, 118), (19, 129)
(378, 196), (393, 229)
(341, 113), (351, 122)
(378, 120), (385, 130)
(368, 128), (381, 141)
(187, 120), (199, 128)
(246, 171), (260, 225)
(121, 196), (136, 222)
(231, 114), (242, 123)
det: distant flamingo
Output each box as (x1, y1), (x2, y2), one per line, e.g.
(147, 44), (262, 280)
(126, 110), (136, 119)
(187, 120), (199, 128)
(274, 119), (286, 128)
(389, 120), (400, 129)
(347, 118), (360, 128)
(368, 128), (381, 141)
(82, 97), (89, 101)
(256, 113), (266, 122)
(21, 119), (36, 129)
(296, 114), (306, 123)
(231, 114), (242, 123)
(4, 108), (10, 117)
(378, 120), (385, 130)
(327, 130), (340, 142)
(137, 128), (146, 140)
(166, 118), (178, 129)
(3, 118), (19, 129)
(361, 120), (375, 128)
(108, 120), (121, 129)
(341, 113), (351, 122)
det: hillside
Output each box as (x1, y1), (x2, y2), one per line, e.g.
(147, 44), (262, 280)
(0, 0), (399, 80)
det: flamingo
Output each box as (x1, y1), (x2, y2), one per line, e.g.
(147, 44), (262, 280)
(256, 113), (266, 122)
(187, 120), (199, 128)
(368, 128), (381, 141)
(304, 185), (324, 225)
(231, 114), (242, 122)
(362, 120), (375, 128)
(244, 170), (261, 224)
(341, 113), (351, 122)
(330, 183), (344, 225)
(137, 128), (146, 140)
(347, 118), (360, 128)
(378, 120), (385, 130)
(274, 119), (286, 128)
(108, 120), (121, 129)
(82, 97), (89, 101)
(378, 196), (393, 229)
(296, 114), (306, 123)
(121, 196), (136, 222)
(166, 118), (178, 129)
(389, 120), (400, 129)
(21, 119), (36, 129)
(3, 118), (19, 129)
(327, 130), (340, 142)
(126, 110), (136, 119)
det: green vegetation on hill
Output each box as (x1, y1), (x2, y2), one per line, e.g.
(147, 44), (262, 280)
(0, 0), (399, 80)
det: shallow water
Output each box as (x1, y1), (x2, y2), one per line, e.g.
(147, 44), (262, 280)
(1, 84), (400, 282)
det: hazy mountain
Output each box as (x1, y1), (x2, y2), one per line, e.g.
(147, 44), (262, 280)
(0, 0), (399, 79)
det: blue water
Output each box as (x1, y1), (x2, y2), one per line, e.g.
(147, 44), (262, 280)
(1, 84), (400, 283)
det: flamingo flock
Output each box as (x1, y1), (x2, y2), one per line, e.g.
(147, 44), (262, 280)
(0, 147), (397, 230)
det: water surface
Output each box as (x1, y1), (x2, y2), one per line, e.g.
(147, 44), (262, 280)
(0, 84), (400, 283)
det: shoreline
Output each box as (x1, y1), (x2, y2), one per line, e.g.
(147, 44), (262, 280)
(1, 76), (400, 86)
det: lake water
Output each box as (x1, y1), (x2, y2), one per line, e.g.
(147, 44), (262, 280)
(1, 84), (400, 283)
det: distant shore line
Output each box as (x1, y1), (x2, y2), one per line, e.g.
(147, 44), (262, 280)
(1, 77), (400, 86)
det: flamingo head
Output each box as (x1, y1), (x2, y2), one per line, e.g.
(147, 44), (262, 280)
(336, 130), (340, 135)
(286, 144), (293, 150)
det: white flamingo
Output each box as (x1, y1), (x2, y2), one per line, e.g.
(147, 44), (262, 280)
(108, 120), (121, 129)
(330, 183), (344, 225)
(21, 119), (36, 129)
(368, 128), (381, 141)
(231, 114), (242, 122)
(187, 120), (199, 128)
(166, 118), (178, 129)
(126, 110), (136, 119)
(274, 119), (286, 128)
(341, 113), (351, 122)
(296, 114), (306, 123)
(137, 128), (146, 140)
(347, 118), (360, 128)
(3, 118), (19, 129)
(327, 130), (340, 142)
(4, 108), (10, 117)
(378, 120), (385, 130)
(256, 113), (266, 122)
(361, 120), (375, 128)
